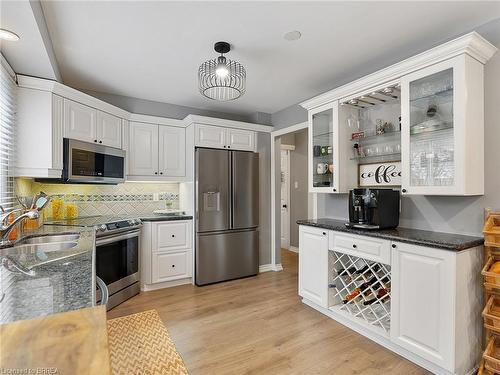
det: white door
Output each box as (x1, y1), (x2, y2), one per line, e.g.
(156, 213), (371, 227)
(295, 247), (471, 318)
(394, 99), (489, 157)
(227, 128), (255, 151)
(195, 124), (226, 149)
(280, 150), (290, 249)
(391, 241), (455, 371)
(128, 122), (158, 176)
(96, 111), (122, 148)
(158, 126), (186, 177)
(63, 99), (97, 143)
(298, 226), (329, 308)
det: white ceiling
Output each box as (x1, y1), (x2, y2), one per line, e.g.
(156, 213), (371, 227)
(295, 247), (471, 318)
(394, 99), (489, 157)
(34, 2), (500, 115)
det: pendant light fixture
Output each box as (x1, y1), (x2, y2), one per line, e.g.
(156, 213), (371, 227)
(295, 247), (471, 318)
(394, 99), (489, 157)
(198, 41), (246, 101)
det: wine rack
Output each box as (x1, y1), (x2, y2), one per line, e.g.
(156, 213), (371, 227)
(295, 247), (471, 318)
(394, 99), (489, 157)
(328, 251), (391, 333)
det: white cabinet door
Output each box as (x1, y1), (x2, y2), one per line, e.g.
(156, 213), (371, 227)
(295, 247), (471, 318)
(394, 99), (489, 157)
(195, 124), (226, 149)
(63, 99), (97, 142)
(152, 250), (191, 283)
(227, 128), (255, 151)
(298, 225), (329, 308)
(152, 221), (191, 252)
(158, 126), (186, 177)
(391, 242), (455, 371)
(128, 122), (158, 176)
(97, 111), (122, 148)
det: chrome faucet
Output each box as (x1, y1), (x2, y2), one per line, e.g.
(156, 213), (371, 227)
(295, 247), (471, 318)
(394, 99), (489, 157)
(0, 206), (39, 242)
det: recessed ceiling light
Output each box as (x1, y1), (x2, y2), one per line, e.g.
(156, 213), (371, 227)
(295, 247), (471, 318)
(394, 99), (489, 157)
(0, 29), (20, 42)
(284, 30), (301, 41)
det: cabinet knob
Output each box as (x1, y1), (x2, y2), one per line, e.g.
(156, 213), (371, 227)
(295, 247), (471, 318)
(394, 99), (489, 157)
(352, 244), (357, 249)
(402, 189), (407, 193)
(154, 172), (158, 175)
(94, 139), (97, 143)
(333, 189), (337, 192)
(171, 264), (175, 268)
(322, 232), (326, 235)
(171, 234), (175, 238)
(227, 146), (231, 149)
(392, 244), (397, 249)
(223, 145), (226, 148)
(99, 140), (102, 144)
(160, 172), (163, 175)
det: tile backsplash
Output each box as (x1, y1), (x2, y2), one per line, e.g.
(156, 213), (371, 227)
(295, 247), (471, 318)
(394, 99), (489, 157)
(15, 178), (180, 217)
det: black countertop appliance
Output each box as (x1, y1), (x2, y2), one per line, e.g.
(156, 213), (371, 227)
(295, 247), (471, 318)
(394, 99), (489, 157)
(347, 188), (400, 230)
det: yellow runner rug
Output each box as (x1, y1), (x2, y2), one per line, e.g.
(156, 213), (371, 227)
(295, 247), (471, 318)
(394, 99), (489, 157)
(107, 309), (188, 375)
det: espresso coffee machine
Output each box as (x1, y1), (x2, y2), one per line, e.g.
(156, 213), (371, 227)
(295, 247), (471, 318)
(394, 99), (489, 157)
(346, 188), (400, 230)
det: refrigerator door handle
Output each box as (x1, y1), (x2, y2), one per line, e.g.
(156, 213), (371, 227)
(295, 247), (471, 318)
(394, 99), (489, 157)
(229, 151), (234, 229)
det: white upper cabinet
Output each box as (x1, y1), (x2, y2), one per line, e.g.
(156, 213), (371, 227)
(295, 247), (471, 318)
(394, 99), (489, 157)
(195, 124), (256, 151)
(401, 55), (484, 195)
(97, 111), (122, 148)
(63, 99), (97, 142)
(128, 122), (159, 176)
(64, 99), (122, 148)
(227, 128), (255, 151)
(195, 124), (226, 149)
(128, 121), (186, 180)
(159, 125), (186, 177)
(300, 32), (496, 196)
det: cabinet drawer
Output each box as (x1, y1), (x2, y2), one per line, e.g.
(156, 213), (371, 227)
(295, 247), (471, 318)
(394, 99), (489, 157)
(332, 233), (391, 265)
(151, 251), (191, 283)
(152, 221), (191, 252)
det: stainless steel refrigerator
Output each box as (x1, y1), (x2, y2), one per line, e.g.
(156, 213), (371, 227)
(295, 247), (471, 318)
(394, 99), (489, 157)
(195, 148), (259, 286)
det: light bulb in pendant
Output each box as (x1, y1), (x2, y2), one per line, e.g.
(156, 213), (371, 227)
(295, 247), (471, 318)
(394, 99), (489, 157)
(215, 56), (229, 78)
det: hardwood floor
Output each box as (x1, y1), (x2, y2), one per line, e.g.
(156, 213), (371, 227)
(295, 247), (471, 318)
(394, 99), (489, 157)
(108, 250), (430, 375)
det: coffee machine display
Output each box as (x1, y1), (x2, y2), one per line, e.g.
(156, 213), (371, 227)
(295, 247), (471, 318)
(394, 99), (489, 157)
(346, 188), (400, 230)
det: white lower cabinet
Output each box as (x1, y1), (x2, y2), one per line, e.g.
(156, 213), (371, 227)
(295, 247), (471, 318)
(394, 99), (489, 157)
(298, 225), (482, 375)
(298, 226), (329, 308)
(391, 242), (454, 371)
(141, 220), (193, 290)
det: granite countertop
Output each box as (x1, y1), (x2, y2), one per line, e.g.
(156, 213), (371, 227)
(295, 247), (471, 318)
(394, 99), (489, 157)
(0, 226), (95, 324)
(139, 214), (193, 222)
(297, 218), (484, 251)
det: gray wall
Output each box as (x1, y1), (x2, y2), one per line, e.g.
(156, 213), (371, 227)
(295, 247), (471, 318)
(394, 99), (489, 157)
(289, 129), (308, 247)
(258, 132), (272, 265)
(83, 89), (272, 124)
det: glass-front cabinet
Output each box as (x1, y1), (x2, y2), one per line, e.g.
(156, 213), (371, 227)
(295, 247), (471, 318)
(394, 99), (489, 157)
(309, 102), (339, 193)
(401, 55), (484, 195)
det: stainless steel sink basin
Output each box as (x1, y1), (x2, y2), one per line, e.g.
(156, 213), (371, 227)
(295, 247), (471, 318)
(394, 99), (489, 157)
(19, 234), (80, 245)
(16, 241), (78, 253)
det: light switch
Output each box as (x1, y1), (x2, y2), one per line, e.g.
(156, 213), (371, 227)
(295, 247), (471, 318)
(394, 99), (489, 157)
(294, 181), (298, 189)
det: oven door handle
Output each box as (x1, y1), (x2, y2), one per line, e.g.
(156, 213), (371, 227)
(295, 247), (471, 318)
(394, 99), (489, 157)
(96, 229), (141, 246)
(96, 276), (109, 306)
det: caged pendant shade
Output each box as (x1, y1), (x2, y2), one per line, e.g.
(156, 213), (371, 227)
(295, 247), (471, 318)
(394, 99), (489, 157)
(198, 41), (246, 101)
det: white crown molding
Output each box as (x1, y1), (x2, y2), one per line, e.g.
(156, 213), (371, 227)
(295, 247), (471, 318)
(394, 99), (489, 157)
(17, 75), (130, 118)
(184, 114), (274, 133)
(129, 113), (186, 127)
(300, 31), (497, 110)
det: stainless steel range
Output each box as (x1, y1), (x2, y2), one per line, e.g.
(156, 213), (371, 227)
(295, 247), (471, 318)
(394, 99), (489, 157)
(46, 216), (142, 310)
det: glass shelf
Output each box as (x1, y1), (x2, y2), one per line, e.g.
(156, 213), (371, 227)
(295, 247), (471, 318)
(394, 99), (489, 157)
(410, 121), (453, 136)
(350, 130), (400, 143)
(350, 152), (401, 161)
(410, 88), (452, 103)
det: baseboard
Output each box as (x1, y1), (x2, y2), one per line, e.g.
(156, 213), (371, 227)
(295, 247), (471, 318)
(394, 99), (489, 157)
(141, 277), (192, 291)
(259, 263), (284, 273)
(288, 246), (299, 253)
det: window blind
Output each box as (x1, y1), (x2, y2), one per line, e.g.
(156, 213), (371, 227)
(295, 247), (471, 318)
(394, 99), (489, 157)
(0, 56), (16, 211)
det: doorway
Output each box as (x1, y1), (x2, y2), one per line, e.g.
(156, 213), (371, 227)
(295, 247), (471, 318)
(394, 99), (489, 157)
(280, 149), (290, 249)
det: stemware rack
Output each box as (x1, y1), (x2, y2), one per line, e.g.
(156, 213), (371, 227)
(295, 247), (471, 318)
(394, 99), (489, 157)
(328, 251), (391, 334)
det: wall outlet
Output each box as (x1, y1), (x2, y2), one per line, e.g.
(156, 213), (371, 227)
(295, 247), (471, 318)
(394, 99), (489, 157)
(294, 181), (299, 189)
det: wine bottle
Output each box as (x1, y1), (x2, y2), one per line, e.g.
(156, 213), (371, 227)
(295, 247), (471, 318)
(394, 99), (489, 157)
(337, 266), (357, 276)
(363, 288), (389, 305)
(359, 276), (390, 292)
(342, 289), (360, 304)
(354, 264), (380, 274)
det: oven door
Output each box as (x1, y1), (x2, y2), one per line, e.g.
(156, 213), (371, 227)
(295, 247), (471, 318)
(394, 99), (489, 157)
(95, 229), (140, 296)
(63, 138), (125, 184)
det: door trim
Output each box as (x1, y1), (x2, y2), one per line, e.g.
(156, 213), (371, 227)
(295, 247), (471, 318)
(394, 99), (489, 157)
(271, 121), (310, 270)
(280, 149), (290, 250)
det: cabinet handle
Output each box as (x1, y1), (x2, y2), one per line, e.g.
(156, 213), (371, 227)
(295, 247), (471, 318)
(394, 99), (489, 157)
(352, 244), (357, 249)
(392, 244), (396, 249)
(322, 232), (326, 235)
(402, 189), (407, 193)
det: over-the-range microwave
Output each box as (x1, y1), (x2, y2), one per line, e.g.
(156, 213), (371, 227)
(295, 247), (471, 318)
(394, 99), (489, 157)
(62, 138), (125, 184)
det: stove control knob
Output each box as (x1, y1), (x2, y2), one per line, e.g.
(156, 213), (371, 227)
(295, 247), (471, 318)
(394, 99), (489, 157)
(99, 224), (107, 232)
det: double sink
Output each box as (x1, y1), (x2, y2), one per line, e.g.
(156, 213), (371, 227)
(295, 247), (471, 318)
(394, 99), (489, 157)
(2, 233), (81, 276)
